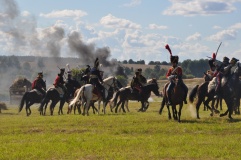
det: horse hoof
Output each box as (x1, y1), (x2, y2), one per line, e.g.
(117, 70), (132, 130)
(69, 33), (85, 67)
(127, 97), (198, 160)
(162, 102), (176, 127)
(210, 113), (213, 116)
(220, 114), (225, 117)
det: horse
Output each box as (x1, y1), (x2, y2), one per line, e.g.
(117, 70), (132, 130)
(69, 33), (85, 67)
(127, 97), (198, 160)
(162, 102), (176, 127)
(112, 78), (160, 113)
(68, 76), (119, 116)
(38, 80), (80, 116)
(109, 81), (160, 113)
(159, 79), (186, 122)
(18, 89), (45, 116)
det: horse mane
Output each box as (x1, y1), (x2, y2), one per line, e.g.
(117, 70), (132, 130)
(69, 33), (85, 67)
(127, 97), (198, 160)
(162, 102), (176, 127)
(103, 76), (115, 82)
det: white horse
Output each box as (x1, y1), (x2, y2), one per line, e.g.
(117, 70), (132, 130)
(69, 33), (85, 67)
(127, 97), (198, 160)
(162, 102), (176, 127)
(69, 76), (118, 115)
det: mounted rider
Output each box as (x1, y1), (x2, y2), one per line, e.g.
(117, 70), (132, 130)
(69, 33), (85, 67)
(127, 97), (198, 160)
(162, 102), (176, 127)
(32, 72), (46, 96)
(213, 56), (230, 99)
(89, 58), (106, 101)
(53, 68), (67, 97)
(137, 68), (147, 85)
(82, 65), (91, 84)
(65, 71), (81, 101)
(131, 70), (143, 93)
(165, 44), (188, 105)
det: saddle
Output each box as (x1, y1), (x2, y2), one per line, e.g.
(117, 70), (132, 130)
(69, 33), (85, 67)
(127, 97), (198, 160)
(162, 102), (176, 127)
(92, 85), (102, 98)
(31, 89), (43, 96)
(51, 86), (64, 98)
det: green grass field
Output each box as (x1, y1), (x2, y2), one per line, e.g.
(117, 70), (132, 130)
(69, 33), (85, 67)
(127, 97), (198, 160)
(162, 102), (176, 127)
(1, 101), (241, 160)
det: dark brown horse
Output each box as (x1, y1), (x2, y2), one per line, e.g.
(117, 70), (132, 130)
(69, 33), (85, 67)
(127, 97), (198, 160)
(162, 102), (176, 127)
(110, 82), (160, 113)
(189, 75), (239, 119)
(159, 79), (186, 122)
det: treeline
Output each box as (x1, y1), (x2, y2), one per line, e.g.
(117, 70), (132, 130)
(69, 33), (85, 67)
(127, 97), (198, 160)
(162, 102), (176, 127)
(120, 58), (210, 79)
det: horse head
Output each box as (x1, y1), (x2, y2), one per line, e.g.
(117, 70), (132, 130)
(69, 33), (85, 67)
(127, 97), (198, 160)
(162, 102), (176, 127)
(103, 76), (120, 92)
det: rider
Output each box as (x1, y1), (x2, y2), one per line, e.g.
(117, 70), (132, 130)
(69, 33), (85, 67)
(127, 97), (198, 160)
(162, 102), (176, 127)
(89, 58), (106, 101)
(208, 53), (216, 73)
(166, 55), (188, 105)
(137, 68), (147, 86)
(213, 56), (230, 99)
(32, 72), (46, 96)
(131, 70), (143, 93)
(65, 71), (81, 101)
(53, 68), (67, 97)
(82, 65), (91, 84)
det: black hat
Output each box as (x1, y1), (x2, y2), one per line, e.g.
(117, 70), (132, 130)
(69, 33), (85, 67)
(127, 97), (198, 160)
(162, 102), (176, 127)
(223, 57), (229, 62)
(137, 68), (142, 72)
(38, 72), (43, 76)
(230, 57), (239, 63)
(170, 55), (179, 64)
(60, 68), (65, 72)
(86, 65), (90, 68)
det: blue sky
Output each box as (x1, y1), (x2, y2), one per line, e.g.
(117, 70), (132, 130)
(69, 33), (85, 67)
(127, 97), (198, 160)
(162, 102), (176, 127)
(0, 0), (241, 63)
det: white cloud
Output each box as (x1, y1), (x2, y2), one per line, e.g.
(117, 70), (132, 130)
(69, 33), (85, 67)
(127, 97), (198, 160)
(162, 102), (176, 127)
(229, 22), (241, 30)
(40, 10), (87, 18)
(208, 29), (237, 41)
(213, 25), (222, 29)
(186, 32), (201, 41)
(122, 0), (141, 7)
(163, 0), (236, 16)
(100, 14), (141, 29)
(21, 11), (30, 17)
(149, 24), (168, 30)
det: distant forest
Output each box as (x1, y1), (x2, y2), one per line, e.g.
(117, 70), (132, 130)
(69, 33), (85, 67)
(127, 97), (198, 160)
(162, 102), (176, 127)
(0, 55), (210, 82)
(119, 58), (210, 79)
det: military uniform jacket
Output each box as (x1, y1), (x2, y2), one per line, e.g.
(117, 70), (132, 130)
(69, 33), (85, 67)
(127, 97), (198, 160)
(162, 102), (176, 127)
(89, 67), (103, 83)
(166, 66), (183, 78)
(32, 77), (46, 90)
(131, 76), (142, 88)
(54, 74), (65, 87)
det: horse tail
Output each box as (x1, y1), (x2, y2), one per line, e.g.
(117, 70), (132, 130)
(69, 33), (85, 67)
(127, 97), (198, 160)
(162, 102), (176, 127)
(189, 85), (199, 104)
(19, 92), (28, 113)
(69, 86), (85, 107)
(109, 90), (120, 108)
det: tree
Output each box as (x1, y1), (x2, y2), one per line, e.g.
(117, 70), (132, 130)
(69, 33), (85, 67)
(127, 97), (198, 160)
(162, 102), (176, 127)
(122, 60), (128, 64)
(128, 59), (135, 64)
(22, 62), (31, 70)
(37, 58), (45, 69)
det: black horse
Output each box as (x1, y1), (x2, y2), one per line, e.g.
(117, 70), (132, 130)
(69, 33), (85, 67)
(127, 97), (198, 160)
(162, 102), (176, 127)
(39, 80), (80, 116)
(18, 90), (45, 116)
(109, 83), (160, 113)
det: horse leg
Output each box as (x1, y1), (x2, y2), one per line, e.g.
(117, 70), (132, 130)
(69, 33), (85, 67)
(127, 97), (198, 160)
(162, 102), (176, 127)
(125, 100), (130, 112)
(121, 101), (126, 113)
(172, 105), (178, 121)
(159, 98), (166, 115)
(115, 100), (122, 113)
(50, 101), (57, 116)
(178, 104), (183, 123)
(58, 99), (65, 115)
(166, 105), (172, 119)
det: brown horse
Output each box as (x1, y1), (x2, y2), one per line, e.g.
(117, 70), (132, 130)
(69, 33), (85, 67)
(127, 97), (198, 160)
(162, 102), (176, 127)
(110, 82), (160, 113)
(159, 79), (186, 122)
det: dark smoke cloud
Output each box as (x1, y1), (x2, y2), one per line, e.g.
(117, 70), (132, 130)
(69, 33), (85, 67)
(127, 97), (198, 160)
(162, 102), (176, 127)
(0, 0), (119, 76)
(67, 31), (118, 75)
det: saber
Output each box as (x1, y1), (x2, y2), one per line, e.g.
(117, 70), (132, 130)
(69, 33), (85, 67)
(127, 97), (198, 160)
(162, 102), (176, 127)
(215, 42), (222, 57)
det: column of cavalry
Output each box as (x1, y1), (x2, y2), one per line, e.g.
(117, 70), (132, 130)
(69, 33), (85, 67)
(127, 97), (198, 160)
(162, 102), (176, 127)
(16, 44), (241, 122)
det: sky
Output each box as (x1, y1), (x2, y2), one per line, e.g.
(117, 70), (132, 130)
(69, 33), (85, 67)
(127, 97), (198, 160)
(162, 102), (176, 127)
(0, 0), (241, 63)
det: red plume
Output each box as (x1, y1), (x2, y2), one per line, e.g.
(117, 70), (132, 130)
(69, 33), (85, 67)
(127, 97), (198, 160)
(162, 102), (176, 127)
(212, 53), (216, 60)
(165, 44), (172, 55)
